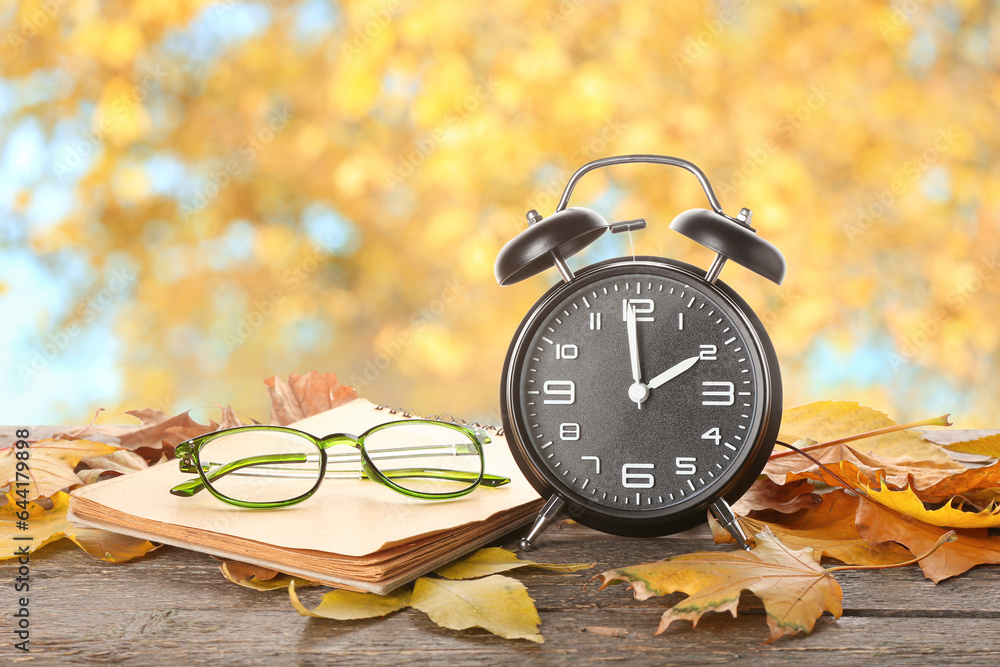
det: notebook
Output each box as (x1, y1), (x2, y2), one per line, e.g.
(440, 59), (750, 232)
(67, 398), (544, 593)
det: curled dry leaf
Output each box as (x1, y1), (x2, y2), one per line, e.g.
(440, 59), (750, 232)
(779, 401), (954, 463)
(713, 490), (912, 566)
(856, 499), (1000, 583)
(593, 527), (843, 644)
(76, 449), (149, 485)
(0, 438), (119, 499)
(289, 580), (412, 619)
(433, 546), (592, 579)
(118, 409), (219, 463)
(410, 575), (544, 643)
(219, 562), (321, 591)
(731, 478), (821, 515)
(264, 371), (359, 426)
(70, 528), (158, 563)
(913, 459), (1000, 507)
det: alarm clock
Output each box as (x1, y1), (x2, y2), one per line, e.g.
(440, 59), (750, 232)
(495, 155), (786, 550)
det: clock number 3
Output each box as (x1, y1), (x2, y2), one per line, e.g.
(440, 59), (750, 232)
(701, 381), (734, 406)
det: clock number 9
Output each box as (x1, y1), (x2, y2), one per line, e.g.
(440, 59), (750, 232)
(543, 381), (576, 405)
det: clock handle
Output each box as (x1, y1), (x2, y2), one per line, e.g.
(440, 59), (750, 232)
(710, 498), (752, 551)
(554, 154), (742, 224)
(518, 494), (567, 551)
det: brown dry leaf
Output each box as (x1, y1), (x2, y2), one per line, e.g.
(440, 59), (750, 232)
(914, 459), (1000, 506)
(767, 444), (962, 491)
(264, 371), (358, 426)
(731, 478), (821, 515)
(76, 449), (149, 485)
(219, 561), (321, 591)
(117, 409), (217, 463)
(780, 401), (953, 463)
(0, 438), (119, 499)
(0, 492), (156, 562)
(855, 499), (1000, 583)
(714, 490), (912, 566)
(593, 527), (843, 644)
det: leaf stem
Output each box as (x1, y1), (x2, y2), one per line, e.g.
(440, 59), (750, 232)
(770, 414), (952, 460)
(823, 530), (957, 573)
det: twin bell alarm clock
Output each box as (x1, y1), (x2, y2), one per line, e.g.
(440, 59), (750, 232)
(494, 154), (786, 550)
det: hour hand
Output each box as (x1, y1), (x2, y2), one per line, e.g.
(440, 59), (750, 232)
(626, 304), (641, 384)
(647, 356), (699, 390)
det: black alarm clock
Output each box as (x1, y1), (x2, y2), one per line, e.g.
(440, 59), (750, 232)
(495, 155), (786, 550)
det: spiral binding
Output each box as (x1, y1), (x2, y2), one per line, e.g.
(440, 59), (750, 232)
(374, 404), (505, 438)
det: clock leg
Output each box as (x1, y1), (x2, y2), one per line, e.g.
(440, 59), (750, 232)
(710, 498), (751, 551)
(518, 495), (567, 551)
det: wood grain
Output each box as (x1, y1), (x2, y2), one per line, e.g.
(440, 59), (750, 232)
(3, 425), (999, 663)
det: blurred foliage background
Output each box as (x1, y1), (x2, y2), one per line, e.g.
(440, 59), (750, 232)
(1, 0), (998, 427)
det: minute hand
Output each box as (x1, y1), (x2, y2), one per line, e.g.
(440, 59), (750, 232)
(647, 356), (700, 390)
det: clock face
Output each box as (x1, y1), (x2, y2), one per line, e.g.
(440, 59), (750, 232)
(503, 258), (780, 534)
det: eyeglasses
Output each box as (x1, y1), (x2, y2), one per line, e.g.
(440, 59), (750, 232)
(169, 420), (511, 508)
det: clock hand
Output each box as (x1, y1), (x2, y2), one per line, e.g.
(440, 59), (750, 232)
(625, 305), (648, 409)
(647, 355), (700, 390)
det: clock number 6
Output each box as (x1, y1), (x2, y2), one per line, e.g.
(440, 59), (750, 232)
(621, 463), (655, 488)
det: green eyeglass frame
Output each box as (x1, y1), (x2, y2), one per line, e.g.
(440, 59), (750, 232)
(169, 420), (511, 509)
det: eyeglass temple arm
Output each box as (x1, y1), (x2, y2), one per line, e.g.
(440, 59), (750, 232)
(169, 455), (511, 497)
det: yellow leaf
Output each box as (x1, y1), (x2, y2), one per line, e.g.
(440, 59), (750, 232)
(594, 528), (843, 644)
(0, 492), (155, 562)
(864, 481), (1000, 529)
(940, 434), (1000, 458)
(780, 401), (953, 462)
(0, 439), (119, 499)
(220, 562), (321, 591)
(410, 575), (544, 643)
(289, 580), (411, 619)
(433, 547), (592, 579)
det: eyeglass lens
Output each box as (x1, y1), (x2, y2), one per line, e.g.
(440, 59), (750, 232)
(362, 422), (483, 495)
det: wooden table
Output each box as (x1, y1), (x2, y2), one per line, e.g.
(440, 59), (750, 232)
(4, 428), (999, 664)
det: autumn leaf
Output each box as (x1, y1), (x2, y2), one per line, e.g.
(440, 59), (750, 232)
(713, 490), (912, 566)
(410, 575), (544, 643)
(0, 438), (118, 499)
(220, 562), (321, 592)
(593, 527), (843, 644)
(779, 401), (954, 463)
(289, 580), (413, 619)
(730, 478), (821, 515)
(433, 546), (592, 579)
(856, 500), (1000, 583)
(936, 433), (1000, 458)
(862, 480), (1000, 529)
(264, 371), (359, 426)
(76, 449), (149, 485)
(0, 492), (156, 562)
(913, 458), (1000, 507)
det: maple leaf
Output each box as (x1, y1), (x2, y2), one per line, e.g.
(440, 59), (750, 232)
(593, 527), (843, 643)
(219, 561), (321, 591)
(935, 433), (1000, 458)
(713, 490), (912, 566)
(117, 409), (220, 463)
(913, 458), (1000, 506)
(779, 401), (954, 463)
(856, 500), (1000, 583)
(264, 371), (359, 426)
(0, 438), (118, 499)
(731, 478), (821, 515)
(410, 575), (544, 643)
(862, 480), (1000, 529)
(76, 449), (149, 485)
(289, 580), (413, 620)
